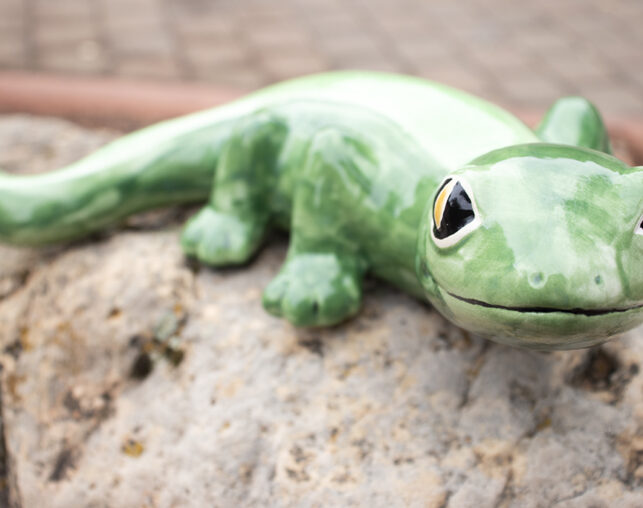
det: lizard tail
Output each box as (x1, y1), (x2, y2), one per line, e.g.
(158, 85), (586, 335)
(0, 113), (237, 246)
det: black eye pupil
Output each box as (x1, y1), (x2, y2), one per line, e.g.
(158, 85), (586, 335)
(433, 181), (475, 239)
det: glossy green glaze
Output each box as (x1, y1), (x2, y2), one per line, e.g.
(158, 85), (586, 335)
(1, 72), (641, 349)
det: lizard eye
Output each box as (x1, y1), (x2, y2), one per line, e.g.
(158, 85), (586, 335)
(431, 177), (481, 248)
(636, 214), (643, 236)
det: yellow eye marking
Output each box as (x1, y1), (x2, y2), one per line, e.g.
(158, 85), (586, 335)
(433, 180), (455, 228)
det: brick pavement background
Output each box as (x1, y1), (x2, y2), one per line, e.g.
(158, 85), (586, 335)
(0, 0), (642, 117)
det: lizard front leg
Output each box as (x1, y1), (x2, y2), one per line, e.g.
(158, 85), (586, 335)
(263, 129), (371, 327)
(181, 112), (288, 265)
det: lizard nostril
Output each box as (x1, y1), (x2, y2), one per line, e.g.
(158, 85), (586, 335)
(529, 272), (545, 288)
(595, 275), (603, 285)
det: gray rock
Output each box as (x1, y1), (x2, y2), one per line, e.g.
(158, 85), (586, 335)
(0, 115), (642, 507)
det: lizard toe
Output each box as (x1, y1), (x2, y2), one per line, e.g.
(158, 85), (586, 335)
(181, 207), (264, 266)
(262, 253), (363, 327)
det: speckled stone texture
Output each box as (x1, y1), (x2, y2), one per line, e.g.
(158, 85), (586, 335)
(0, 115), (642, 507)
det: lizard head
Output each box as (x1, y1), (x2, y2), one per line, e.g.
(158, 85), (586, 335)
(416, 143), (643, 349)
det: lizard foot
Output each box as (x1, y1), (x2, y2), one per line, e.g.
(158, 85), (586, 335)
(262, 253), (363, 326)
(181, 207), (265, 266)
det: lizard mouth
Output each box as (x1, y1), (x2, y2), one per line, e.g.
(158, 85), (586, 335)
(446, 292), (643, 317)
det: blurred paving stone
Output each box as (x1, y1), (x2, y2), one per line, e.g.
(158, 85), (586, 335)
(579, 86), (643, 118)
(193, 65), (267, 90)
(544, 51), (618, 83)
(184, 43), (251, 68)
(173, 17), (237, 40)
(109, 34), (173, 59)
(1, 0), (641, 120)
(245, 27), (313, 52)
(497, 73), (569, 109)
(114, 56), (181, 81)
(394, 39), (456, 68)
(1, 116), (643, 507)
(334, 58), (403, 74)
(300, 11), (364, 36)
(0, 36), (25, 67)
(0, 16), (24, 33)
(31, 0), (93, 21)
(260, 52), (329, 80)
(33, 22), (97, 48)
(37, 46), (107, 75)
(317, 33), (383, 59)
(417, 65), (495, 99)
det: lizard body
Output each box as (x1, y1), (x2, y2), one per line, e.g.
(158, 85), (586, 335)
(1, 72), (641, 349)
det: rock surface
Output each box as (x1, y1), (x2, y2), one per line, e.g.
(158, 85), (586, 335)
(0, 115), (642, 507)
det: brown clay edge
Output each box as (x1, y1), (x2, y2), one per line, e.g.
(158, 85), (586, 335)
(0, 71), (641, 164)
(0, 71), (244, 129)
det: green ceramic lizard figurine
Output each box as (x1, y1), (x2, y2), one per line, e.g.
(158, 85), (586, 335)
(1, 72), (642, 350)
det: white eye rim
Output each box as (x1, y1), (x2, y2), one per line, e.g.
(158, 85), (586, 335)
(636, 213), (643, 236)
(430, 176), (482, 249)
